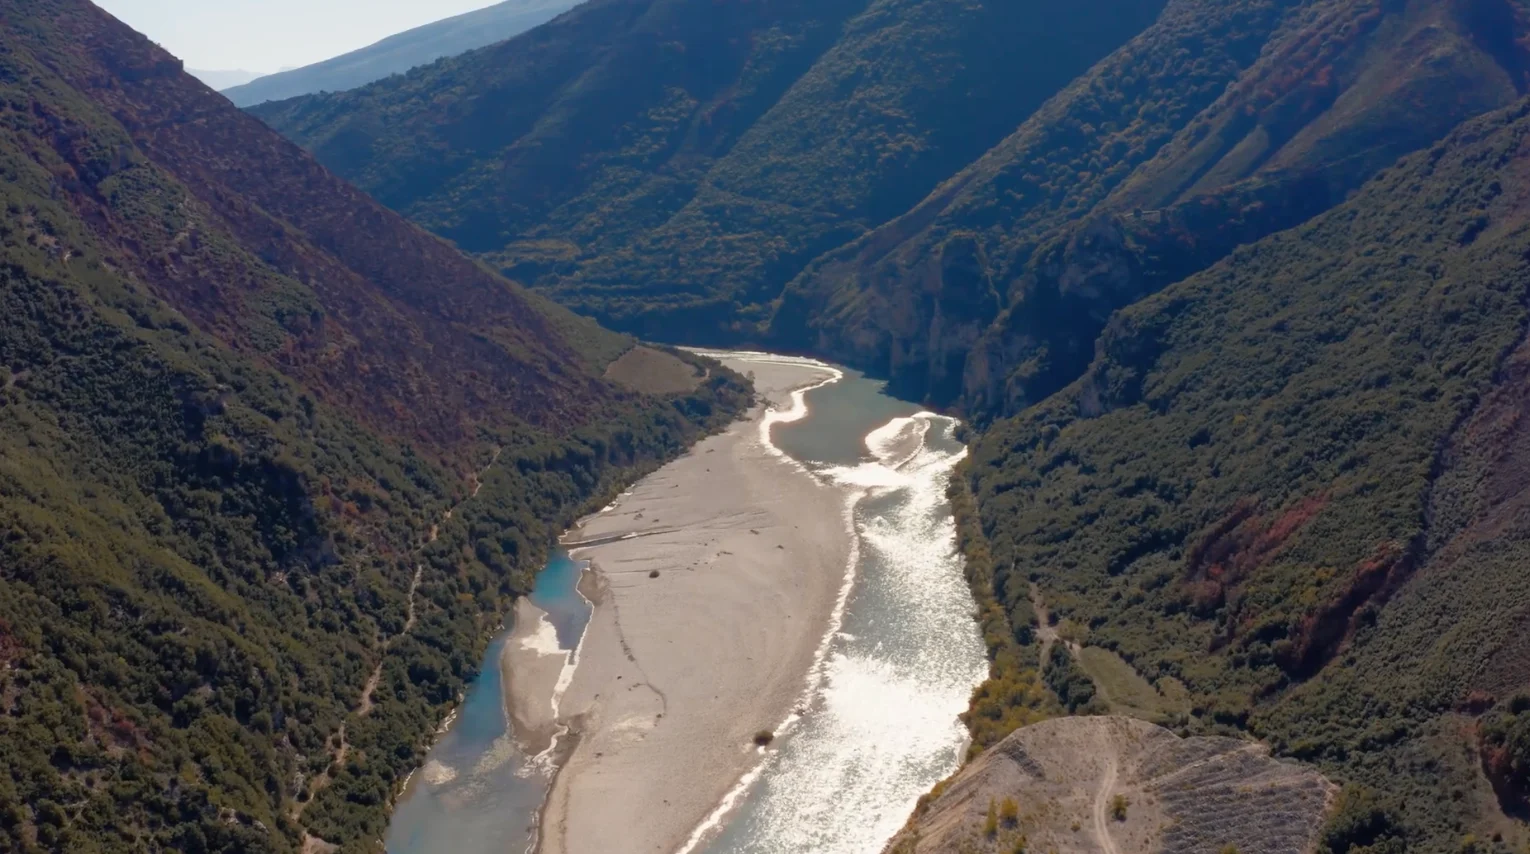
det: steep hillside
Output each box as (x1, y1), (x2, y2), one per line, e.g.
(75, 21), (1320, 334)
(0, 1), (748, 852)
(254, 0), (1530, 417)
(781, 0), (1530, 411)
(222, 0), (579, 107)
(963, 98), (1530, 852)
(251, 0), (1167, 342)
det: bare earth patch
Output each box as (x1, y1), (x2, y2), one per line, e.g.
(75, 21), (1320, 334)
(886, 716), (1334, 854)
(603, 346), (705, 394)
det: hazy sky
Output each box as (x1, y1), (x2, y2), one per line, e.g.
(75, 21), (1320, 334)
(94, 0), (499, 72)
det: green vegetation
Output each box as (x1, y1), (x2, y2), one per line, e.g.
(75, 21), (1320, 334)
(0, 2), (751, 851)
(1044, 646), (1101, 716)
(951, 476), (1058, 753)
(1317, 786), (1407, 854)
(968, 100), (1530, 850)
(20, 0), (1530, 849)
(1077, 647), (1190, 722)
(999, 797), (1019, 827)
(1480, 696), (1530, 812)
(252, 0), (1167, 344)
(1110, 794), (1129, 822)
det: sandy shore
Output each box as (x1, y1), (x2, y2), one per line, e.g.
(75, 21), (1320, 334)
(536, 357), (850, 854)
(502, 597), (570, 756)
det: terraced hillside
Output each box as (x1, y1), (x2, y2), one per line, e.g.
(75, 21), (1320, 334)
(886, 716), (1334, 854)
(0, 1), (749, 851)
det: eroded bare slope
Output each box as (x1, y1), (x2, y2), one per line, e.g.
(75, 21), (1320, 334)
(888, 717), (1333, 854)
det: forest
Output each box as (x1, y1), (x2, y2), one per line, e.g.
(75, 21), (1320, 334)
(0, 2), (750, 850)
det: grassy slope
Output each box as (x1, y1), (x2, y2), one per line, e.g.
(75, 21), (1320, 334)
(0, 2), (750, 852)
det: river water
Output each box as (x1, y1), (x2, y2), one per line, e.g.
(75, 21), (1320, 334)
(689, 362), (988, 854)
(384, 553), (589, 854)
(384, 357), (987, 854)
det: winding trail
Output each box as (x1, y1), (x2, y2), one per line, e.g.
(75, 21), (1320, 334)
(1093, 756), (1121, 854)
(1030, 583), (1059, 671)
(295, 447), (504, 848)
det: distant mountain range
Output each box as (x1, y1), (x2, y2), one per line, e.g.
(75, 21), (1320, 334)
(221, 0), (581, 107)
(186, 67), (266, 89)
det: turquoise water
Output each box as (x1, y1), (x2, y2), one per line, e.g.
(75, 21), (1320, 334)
(384, 552), (588, 854)
(532, 551), (590, 648)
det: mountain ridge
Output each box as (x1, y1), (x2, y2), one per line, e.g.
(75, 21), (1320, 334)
(222, 0), (580, 108)
(250, 0), (1169, 342)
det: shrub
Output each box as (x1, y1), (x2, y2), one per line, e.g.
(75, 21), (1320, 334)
(1000, 796), (1020, 826)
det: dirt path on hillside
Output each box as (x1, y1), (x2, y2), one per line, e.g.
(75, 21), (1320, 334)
(1030, 583), (1059, 669)
(296, 448), (503, 847)
(1093, 755), (1122, 854)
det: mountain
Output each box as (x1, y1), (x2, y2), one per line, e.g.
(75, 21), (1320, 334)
(186, 68), (266, 89)
(250, 0), (1530, 846)
(788, 0), (1530, 413)
(0, 1), (747, 851)
(948, 89), (1530, 853)
(249, 0), (1171, 341)
(221, 0), (581, 108)
(252, 0), (1530, 410)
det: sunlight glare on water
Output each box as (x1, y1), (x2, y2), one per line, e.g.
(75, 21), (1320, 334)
(698, 385), (988, 854)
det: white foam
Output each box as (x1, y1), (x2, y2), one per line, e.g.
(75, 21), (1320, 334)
(865, 415), (931, 469)
(518, 613), (564, 658)
(818, 414), (940, 492)
(420, 759), (458, 787)
(677, 403), (986, 854)
(526, 563), (596, 771)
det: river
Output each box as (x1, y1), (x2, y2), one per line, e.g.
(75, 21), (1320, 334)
(385, 357), (987, 854)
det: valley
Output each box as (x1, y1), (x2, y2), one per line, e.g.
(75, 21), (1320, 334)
(4, 0), (1530, 851)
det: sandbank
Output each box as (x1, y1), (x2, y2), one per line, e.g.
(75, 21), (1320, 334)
(537, 356), (849, 854)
